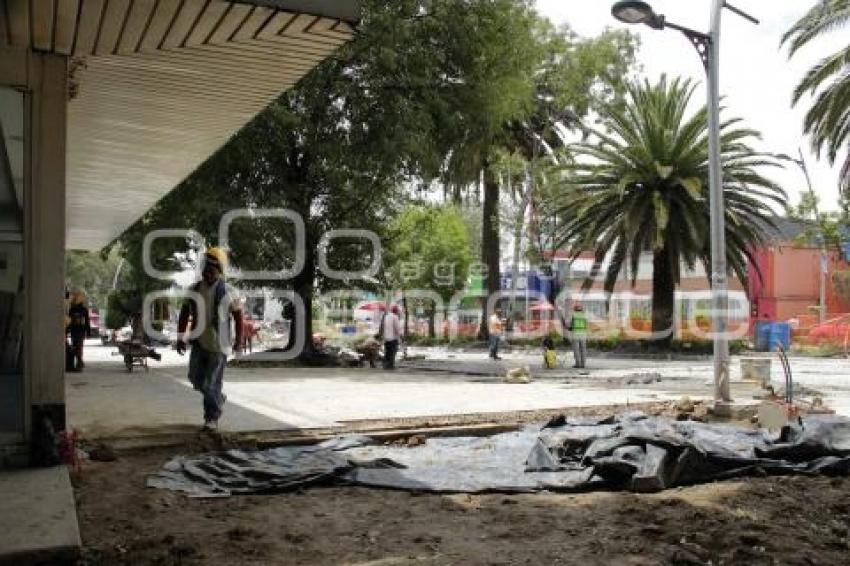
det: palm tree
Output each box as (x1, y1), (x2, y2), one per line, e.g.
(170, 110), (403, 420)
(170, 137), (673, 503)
(783, 0), (850, 196)
(551, 76), (786, 345)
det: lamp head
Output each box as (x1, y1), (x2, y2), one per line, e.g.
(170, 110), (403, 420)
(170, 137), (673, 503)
(612, 1), (664, 29)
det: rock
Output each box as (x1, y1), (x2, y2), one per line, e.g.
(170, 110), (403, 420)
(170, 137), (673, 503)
(669, 546), (706, 565)
(675, 396), (695, 413)
(504, 366), (533, 384)
(227, 527), (255, 541)
(407, 435), (427, 447)
(88, 442), (117, 462)
(169, 542), (199, 558)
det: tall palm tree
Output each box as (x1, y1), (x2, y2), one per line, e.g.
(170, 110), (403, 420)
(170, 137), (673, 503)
(783, 0), (850, 196)
(551, 76), (786, 344)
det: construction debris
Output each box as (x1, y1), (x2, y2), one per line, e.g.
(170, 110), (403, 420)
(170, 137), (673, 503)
(504, 367), (533, 384)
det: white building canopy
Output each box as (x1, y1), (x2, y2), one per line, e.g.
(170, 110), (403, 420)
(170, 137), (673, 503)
(1, 0), (359, 249)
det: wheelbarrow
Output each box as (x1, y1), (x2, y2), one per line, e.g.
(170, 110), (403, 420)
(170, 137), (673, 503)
(113, 340), (160, 373)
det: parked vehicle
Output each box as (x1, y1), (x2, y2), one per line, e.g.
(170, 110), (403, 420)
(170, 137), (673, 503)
(88, 307), (101, 338)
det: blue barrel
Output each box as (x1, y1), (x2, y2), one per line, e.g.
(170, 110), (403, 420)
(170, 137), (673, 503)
(768, 322), (791, 351)
(754, 321), (772, 352)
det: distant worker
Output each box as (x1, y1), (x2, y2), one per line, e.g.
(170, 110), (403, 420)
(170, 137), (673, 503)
(542, 335), (558, 369)
(66, 291), (91, 371)
(240, 317), (257, 354)
(488, 307), (505, 360)
(176, 248), (243, 432)
(568, 303), (588, 369)
(381, 305), (403, 370)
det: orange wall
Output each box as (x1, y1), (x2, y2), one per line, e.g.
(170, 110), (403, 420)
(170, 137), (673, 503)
(753, 245), (850, 321)
(771, 247), (820, 299)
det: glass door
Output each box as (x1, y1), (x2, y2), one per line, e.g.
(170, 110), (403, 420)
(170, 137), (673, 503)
(0, 86), (25, 441)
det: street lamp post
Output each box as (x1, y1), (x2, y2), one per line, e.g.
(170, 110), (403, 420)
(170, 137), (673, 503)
(612, 1), (759, 405)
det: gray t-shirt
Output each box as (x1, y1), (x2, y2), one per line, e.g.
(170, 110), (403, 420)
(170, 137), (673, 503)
(196, 279), (240, 355)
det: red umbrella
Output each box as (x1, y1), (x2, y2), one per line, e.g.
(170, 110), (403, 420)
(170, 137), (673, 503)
(529, 302), (555, 312)
(356, 301), (388, 311)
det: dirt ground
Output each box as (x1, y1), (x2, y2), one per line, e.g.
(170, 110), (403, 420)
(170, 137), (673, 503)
(73, 406), (850, 566)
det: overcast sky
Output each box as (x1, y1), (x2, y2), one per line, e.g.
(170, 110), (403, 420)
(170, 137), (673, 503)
(535, 0), (846, 211)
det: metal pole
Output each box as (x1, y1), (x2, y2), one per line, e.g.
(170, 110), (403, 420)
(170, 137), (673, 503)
(796, 148), (828, 324)
(708, 0), (731, 403)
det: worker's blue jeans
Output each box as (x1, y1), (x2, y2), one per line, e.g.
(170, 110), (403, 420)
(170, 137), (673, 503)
(188, 345), (228, 422)
(489, 335), (501, 358)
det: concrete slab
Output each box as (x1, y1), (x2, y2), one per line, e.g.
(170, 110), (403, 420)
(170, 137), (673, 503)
(67, 343), (850, 441)
(0, 466), (80, 565)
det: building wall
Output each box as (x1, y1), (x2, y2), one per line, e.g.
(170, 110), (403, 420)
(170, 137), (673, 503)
(749, 244), (850, 324)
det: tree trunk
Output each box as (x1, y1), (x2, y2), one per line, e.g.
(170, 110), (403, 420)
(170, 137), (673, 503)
(651, 246), (676, 347)
(288, 223), (315, 356)
(402, 290), (410, 337)
(509, 174), (531, 331)
(479, 165), (501, 339)
(427, 301), (436, 339)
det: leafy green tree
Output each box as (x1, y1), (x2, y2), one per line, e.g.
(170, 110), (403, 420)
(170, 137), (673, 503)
(787, 191), (849, 249)
(387, 206), (473, 337)
(473, 22), (638, 338)
(783, 0), (850, 196)
(65, 248), (123, 308)
(112, 0), (636, 353)
(550, 76), (787, 345)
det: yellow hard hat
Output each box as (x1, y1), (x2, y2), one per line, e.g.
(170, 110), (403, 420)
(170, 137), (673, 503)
(204, 247), (228, 271)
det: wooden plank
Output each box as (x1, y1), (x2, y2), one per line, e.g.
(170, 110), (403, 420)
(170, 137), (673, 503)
(310, 18), (354, 41)
(211, 32), (341, 60)
(98, 45), (319, 76)
(74, 0), (106, 55)
(73, 64), (295, 96)
(116, 0), (157, 54)
(160, 0), (206, 50)
(95, 0), (132, 55)
(6, 0), (30, 47)
(137, 0), (181, 52)
(282, 12), (317, 35)
(230, 5), (271, 42)
(71, 77), (283, 104)
(279, 13), (347, 48)
(31, 0), (55, 50)
(54, 0), (81, 54)
(207, 2), (252, 44)
(333, 21), (355, 35)
(255, 10), (294, 40)
(184, 0), (229, 47)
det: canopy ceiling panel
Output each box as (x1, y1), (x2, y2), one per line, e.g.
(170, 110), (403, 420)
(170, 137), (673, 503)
(0, 0), (357, 250)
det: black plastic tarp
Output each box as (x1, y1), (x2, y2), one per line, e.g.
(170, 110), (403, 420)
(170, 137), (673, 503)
(147, 413), (850, 497)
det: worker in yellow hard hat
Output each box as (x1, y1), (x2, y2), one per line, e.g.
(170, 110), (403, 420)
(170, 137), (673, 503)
(176, 247), (243, 432)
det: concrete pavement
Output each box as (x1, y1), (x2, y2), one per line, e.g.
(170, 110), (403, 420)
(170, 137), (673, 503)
(66, 342), (850, 440)
(0, 466), (80, 563)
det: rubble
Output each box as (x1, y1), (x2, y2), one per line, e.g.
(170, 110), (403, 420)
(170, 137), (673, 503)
(504, 366), (533, 384)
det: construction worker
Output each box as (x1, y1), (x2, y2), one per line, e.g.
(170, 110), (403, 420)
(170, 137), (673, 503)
(568, 303), (588, 369)
(488, 307), (505, 360)
(66, 291), (91, 371)
(176, 248), (243, 432)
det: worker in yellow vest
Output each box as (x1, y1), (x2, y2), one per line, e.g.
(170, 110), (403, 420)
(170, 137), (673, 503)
(568, 303), (588, 369)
